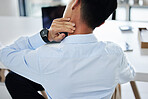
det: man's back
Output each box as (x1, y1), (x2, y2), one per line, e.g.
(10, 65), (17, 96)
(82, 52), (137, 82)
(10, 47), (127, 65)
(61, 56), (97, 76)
(0, 33), (135, 99)
(37, 34), (135, 99)
(0, 0), (134, 98)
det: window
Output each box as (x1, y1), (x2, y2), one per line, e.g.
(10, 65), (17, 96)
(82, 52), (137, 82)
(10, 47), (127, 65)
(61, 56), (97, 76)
(24, 0), (68, 17)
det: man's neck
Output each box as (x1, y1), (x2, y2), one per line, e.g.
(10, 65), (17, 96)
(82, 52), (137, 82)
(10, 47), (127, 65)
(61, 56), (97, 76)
(68, 18), (93, 36)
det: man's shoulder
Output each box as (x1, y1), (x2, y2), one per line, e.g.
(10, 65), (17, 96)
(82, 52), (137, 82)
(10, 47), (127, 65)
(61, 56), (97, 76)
(36, 44), (63, 58)
(99, 41), (123, 55)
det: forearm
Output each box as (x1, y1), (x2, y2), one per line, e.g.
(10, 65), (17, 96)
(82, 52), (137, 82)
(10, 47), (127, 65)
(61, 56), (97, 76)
(11, 33), (45, 50)
(0, 33), (44, 84)
(0, 33), (45, 67)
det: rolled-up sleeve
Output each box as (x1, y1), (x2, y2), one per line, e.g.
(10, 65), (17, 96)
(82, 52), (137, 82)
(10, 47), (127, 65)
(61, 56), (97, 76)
(118, 52), (136, 84)
(0, 33), (45, 84)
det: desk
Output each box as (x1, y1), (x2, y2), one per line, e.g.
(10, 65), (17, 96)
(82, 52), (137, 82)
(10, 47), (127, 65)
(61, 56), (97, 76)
(93, 21), (148, 98)
(94, 21), (148, 82)
(0, 17), (148, 98)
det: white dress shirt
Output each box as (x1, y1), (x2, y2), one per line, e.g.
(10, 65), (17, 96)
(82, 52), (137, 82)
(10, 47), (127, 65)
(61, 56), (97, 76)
(0, 33), (135, 99)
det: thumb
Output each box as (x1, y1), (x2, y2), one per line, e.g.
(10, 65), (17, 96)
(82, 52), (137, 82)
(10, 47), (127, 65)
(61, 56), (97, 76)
(54, 33), (66, 42)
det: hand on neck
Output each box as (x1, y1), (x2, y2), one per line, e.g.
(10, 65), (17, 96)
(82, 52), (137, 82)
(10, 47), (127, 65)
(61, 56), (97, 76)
(63, 0), (93, 36)
(68, 17), (93, 36)
(68, 25), (93, 36)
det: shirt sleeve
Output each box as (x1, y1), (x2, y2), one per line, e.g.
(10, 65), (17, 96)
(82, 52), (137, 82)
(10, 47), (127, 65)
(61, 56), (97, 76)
(118, 51), (136, 84)
(0, 33), (46, 84)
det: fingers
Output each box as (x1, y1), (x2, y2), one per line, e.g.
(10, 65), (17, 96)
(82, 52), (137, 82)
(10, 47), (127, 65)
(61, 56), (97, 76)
(53, 24), (75, 33)
(54, 18), (71, 22)
(53, 21), (75, 27)
(50, 19), (75, 34)
(54, 33), (66, 42)
(53, 27), (74, 34)
(52, 21), (75, 31)
(48, 18), (76, 42)
(53, 18), (76, 32)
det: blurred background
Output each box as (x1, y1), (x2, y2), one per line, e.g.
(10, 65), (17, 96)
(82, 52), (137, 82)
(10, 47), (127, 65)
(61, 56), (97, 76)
(0, 0), (148, 99)
(0, 0), (148, 21)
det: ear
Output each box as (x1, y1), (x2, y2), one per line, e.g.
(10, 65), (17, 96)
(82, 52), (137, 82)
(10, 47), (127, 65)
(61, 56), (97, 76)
(71, 0), (80, 10)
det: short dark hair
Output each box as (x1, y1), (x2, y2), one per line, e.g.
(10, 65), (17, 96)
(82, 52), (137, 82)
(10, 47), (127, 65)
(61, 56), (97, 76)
(80, 0), (117, 29)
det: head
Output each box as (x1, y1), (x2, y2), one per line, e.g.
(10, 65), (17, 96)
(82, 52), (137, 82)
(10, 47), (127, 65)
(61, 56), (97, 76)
(63, 0), (117, 30)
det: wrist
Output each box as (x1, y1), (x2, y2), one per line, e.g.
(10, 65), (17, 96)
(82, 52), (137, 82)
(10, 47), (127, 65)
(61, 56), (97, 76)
(40, 28), (50, 43)
(48, 30), (53, 42)
(29, 33), (46, 49)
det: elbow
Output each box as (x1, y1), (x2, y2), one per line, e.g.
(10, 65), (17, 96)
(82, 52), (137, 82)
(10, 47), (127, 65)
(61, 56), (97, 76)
(119, 68), (136, 84)
(0, 49), (8, 67)
(0, 48), (15, 68)
(130, 68), (136, 81)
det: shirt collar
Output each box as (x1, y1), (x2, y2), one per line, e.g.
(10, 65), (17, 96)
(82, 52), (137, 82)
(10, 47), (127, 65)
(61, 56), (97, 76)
(61, 33), (98, 44)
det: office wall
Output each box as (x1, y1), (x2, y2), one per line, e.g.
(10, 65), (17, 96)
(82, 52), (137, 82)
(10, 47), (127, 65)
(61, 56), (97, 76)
(0, 0), (19, 16)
